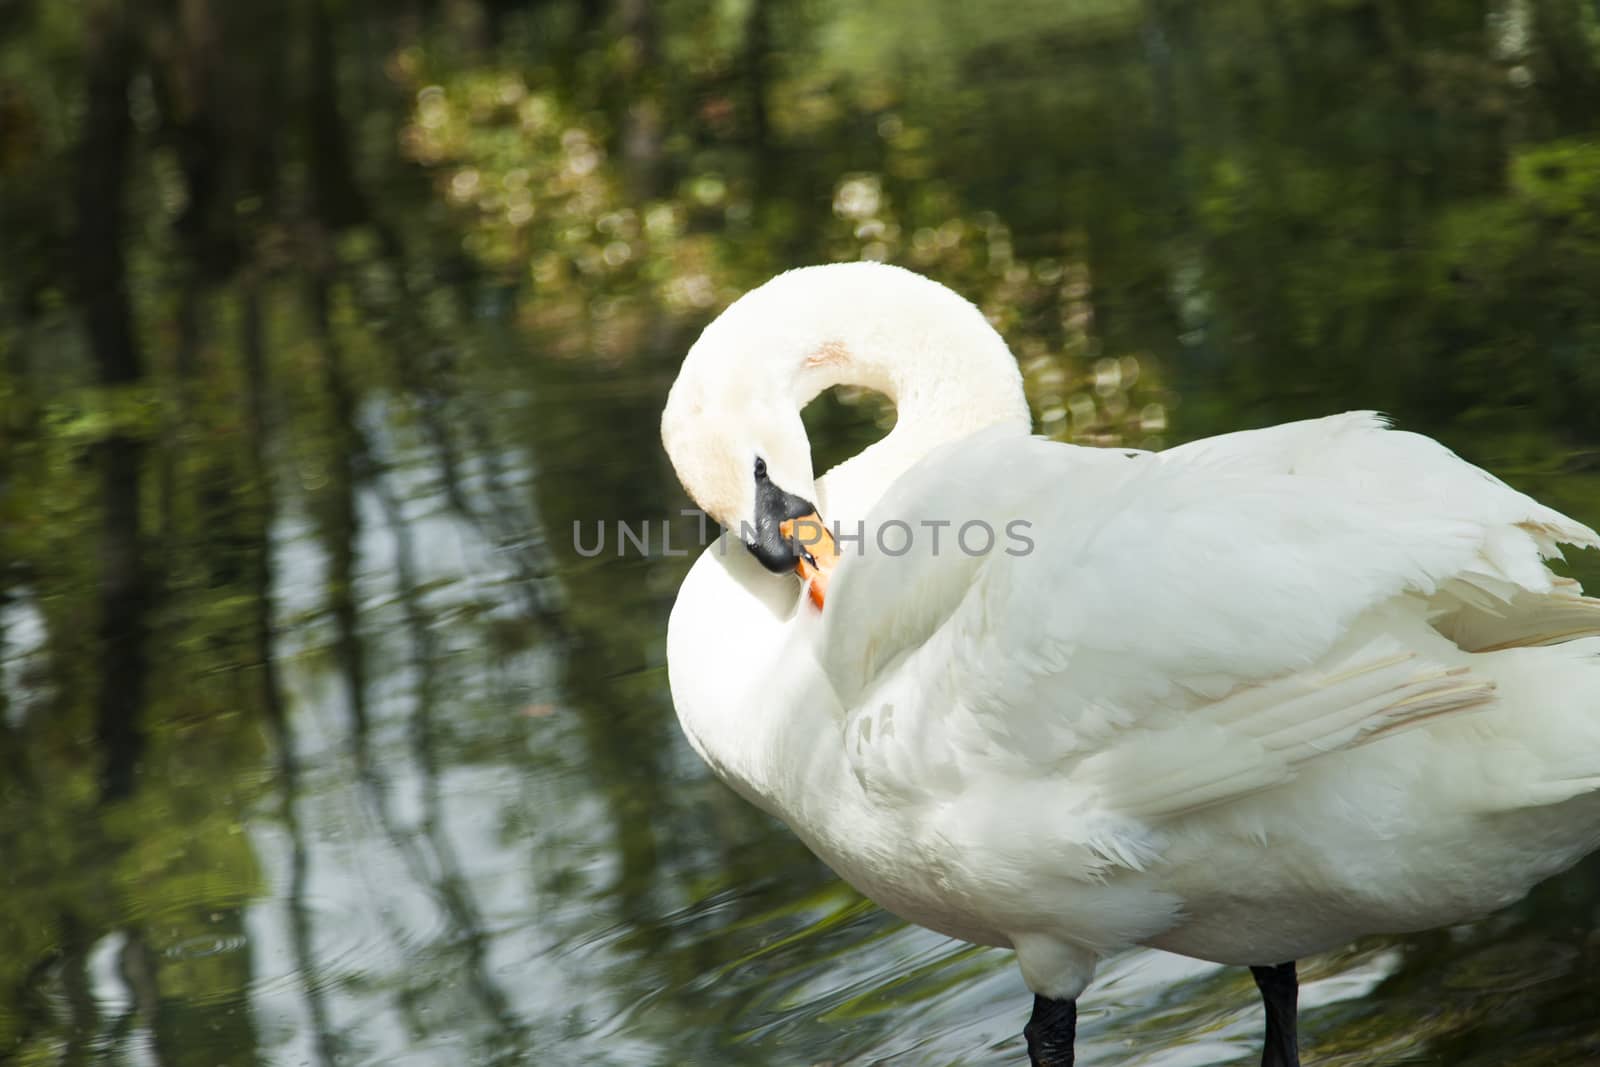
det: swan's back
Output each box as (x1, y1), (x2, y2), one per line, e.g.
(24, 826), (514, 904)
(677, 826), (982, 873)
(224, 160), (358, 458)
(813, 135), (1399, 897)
(792, 413), (1600, 961)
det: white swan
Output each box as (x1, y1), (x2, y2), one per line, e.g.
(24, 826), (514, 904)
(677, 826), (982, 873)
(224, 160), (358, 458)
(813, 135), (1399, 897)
(660, 262), (1600, 1066)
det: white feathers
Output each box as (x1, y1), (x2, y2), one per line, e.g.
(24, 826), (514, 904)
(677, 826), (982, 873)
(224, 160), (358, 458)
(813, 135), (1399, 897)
(1082, 642), (1497, 821)
(664, 265), (1600, 997)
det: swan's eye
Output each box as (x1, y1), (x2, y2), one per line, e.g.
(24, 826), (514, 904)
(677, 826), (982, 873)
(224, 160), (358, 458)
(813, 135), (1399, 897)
(754, 457), (768, 480)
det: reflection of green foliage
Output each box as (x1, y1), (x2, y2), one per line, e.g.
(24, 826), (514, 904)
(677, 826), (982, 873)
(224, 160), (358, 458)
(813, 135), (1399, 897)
(1510, 139), (1600, 219)
(399, 39), (1167, 446)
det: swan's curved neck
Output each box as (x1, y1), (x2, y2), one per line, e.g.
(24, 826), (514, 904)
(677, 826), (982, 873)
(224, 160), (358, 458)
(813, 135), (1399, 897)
(791, 298), (1033, 523)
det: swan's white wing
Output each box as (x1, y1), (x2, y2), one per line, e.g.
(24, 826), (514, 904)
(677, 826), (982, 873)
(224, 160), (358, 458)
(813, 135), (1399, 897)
(1155, 411), (1600, 649)
(817, 414), (1600, 851)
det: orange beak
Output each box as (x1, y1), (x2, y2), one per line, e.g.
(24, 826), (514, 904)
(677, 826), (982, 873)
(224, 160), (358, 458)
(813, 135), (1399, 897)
(779, 512), (839, 610)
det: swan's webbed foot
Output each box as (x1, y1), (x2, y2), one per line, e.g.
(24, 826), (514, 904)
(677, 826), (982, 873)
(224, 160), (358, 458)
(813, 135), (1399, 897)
(1250, 961), (1301, 1067)
(1024, 994), (1077, 1066)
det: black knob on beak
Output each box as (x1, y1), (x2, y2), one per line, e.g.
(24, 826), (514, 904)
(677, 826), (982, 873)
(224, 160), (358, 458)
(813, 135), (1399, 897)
(746, 459), (816, 574)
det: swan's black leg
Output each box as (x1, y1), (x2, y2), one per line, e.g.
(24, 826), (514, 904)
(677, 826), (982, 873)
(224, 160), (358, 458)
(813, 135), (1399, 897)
(1024, 994), (1077, 1066)
(1250, 962), (1301, 1067)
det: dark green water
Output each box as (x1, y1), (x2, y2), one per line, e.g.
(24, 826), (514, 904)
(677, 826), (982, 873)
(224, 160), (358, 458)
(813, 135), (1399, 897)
(3, 1), (1600, 1064)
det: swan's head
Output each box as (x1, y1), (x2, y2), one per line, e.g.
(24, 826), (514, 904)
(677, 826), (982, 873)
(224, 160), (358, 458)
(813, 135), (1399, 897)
(661, 262), (1029, 599)
(660, 270), (831, 578)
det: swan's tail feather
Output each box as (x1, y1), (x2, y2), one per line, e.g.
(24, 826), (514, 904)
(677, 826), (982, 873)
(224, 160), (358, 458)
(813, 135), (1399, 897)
(1435, 590), (1600, 652)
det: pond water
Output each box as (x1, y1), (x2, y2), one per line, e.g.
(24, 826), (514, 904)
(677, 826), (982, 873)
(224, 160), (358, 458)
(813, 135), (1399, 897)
(3, 1), (1600, 1064)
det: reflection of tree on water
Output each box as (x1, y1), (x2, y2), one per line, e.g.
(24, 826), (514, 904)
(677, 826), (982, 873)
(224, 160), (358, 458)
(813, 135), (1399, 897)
(76, 1), (150, 805)
(314, 344), (538, 1059)
(245, 273), (338, 1067)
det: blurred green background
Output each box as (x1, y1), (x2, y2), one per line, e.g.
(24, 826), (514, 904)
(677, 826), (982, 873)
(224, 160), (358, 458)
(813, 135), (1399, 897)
(3, 0), (1600, 1064)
